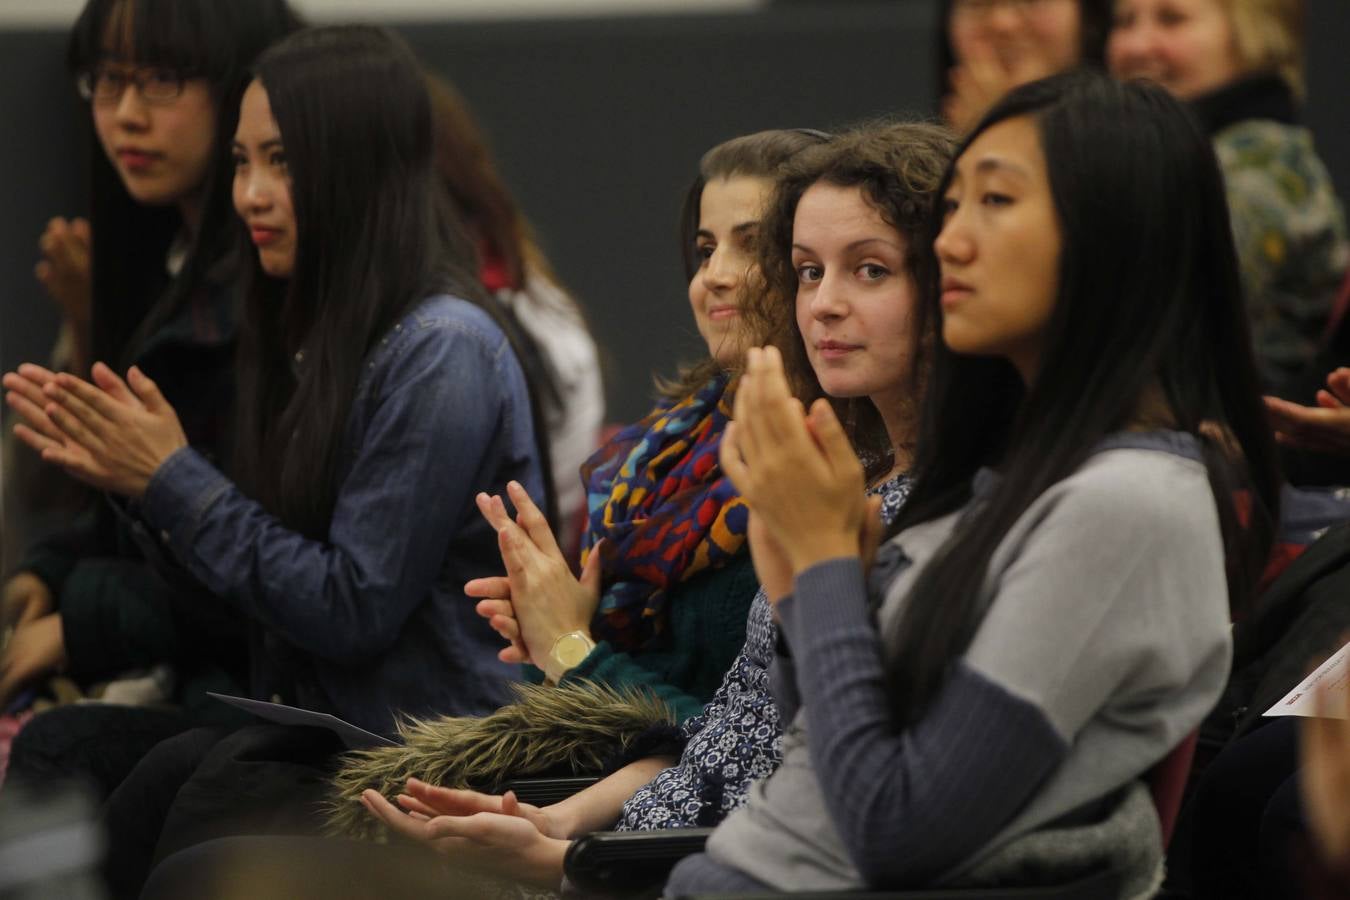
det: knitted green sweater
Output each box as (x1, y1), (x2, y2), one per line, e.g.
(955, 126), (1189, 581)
(528, 553), (760, 723)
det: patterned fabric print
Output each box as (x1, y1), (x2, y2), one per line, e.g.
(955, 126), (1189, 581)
(580, 373), (748, 652)
(1215, 120), (1350, 389)
(616, 473), (913, 831)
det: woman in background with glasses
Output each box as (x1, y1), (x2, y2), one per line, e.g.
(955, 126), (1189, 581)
(1, 0), (300, 797)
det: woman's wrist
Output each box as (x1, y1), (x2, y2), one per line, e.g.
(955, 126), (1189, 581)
(788, 536), (860, 576)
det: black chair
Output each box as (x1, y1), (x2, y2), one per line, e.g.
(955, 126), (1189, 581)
(563, 828), (1124, 898)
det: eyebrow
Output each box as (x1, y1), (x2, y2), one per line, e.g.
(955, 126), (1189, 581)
(972, 156), (1031, 178)
(232, 138), (284, 151)
(792, 237), (903, 254)
(696, 221), (759, 240)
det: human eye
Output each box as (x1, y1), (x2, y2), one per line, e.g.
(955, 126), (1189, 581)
(796, 263), (823, 283)
(231, 149), (248, 169)
(981, 192), (1013, 207)
(269, 150), (288, 171)
(858, 263), (889, 281)
(695, 242), (715, 265)
(941, 196), (959, 219)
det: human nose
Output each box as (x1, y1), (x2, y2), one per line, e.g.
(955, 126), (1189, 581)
(703, 245), (740, 292)
(1109, 20), (1153, 69)
(934, 210), (974, 267)
(111, 81), (150, 129)
(238, 170), (274, 213)
(808, 269), (849, 320)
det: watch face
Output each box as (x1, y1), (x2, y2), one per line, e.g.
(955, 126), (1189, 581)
(555, 633), (593, 668)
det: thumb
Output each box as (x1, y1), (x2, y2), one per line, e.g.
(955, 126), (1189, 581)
(579, 539), (606, 595)
(127, 366), (167, 413)
(860, 495), (884, 570)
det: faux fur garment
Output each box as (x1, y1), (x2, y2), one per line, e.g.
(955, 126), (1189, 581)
(325, 681), (673, 839)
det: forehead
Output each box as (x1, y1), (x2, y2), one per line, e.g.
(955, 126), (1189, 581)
(794, 182), (894, 238)
(699, 175), (771, 226)
(953, 115), (1047, 180)
(235, 81), (279, 137)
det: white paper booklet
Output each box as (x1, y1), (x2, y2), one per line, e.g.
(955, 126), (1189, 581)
(1265, 640), (1350, 719)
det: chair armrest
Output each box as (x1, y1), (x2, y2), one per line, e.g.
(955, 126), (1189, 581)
(499, 776), (601, 807)
(674, 865), (1122, 899)
(566, 826), (715, 894)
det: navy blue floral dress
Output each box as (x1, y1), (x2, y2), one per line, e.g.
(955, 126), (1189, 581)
(616, 475), (911, 830)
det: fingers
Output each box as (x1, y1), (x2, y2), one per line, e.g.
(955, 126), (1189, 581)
(5, 384), (65, 445)
(405, 779), (502, 816)
(473, 598), (515, 622)
(1326, 368), (1350, 406)
(91, 362), (138, 406)
(54, 372), (127, 420)
(465, 577), (511, 600)
(718, 422), (752, 493)
(578, 539), (605, 597)
(506, 481), (562, 559)
(43, 385), (110, 450)
(127, 366), (168, 413)
(361, 790), (431, 844)
(475, 492), (514, 533)
(808, 398), (858, 480)
(11, 422), (64, 456)
(396, 794), (442, 819)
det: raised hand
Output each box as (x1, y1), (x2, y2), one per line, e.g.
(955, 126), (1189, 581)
(6, 362), (186, 498)
(719, 346), (868, 576)
(35, 217), (92, 327)
(466, 481), (604, 666)
(1265, 368), (1350, 456)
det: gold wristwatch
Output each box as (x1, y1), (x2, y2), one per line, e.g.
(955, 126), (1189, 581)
(544, 630), (596, 684)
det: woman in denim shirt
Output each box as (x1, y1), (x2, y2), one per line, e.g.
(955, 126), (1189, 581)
(6, 25), (546, 735)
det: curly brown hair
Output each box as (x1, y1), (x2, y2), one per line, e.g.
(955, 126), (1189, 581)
(741, 120), (957, 476)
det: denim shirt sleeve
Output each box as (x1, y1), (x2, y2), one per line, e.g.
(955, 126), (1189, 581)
(139, 302), (517, 666)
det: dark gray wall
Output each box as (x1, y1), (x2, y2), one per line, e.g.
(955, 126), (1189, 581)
(1, 0), (1346, 422)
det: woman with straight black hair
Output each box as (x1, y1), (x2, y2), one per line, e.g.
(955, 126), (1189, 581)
(7, 27), (549, 891)
(2, 0), (300, 796)
(667, 70), (1281, 896)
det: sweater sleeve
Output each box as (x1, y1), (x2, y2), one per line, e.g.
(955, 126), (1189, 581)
(777, 459), (1228, 887)
(139, 314), (516, 667)
(561, 643), (706, 723)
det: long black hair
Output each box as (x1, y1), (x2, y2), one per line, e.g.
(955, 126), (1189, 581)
(67, 0), (302, 368)
(233, 25), (550, 540)
(934, 0), (1113, 106)
(885, 72), (1281, 726)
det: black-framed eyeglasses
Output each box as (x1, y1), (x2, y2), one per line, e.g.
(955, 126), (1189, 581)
(75, 65), (196, 105)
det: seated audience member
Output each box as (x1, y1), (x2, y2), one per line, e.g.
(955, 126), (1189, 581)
(5, 23), (552, 894)
(1, 0), (301, 796)
(137, 117), (958, 900)
(1109, 0), (1350, 396)
(666, 71), (1278, 895)
(318, 128), (828, 836)
(426, 74), (604, 556)
(938, 0), (1112, 133)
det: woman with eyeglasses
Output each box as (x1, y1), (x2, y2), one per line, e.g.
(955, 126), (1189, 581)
(1, 0), (300, 797)
(937, 0), (1112, 133)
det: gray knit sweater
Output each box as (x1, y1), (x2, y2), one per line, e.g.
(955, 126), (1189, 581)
(673, 432), (1232, 893)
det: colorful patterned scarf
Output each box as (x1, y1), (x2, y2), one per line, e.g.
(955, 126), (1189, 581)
(581, 372), (749, 651)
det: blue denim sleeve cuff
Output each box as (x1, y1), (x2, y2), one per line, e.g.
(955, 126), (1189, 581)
(777, 556), (870, 654)
(141, 447), (233, 556)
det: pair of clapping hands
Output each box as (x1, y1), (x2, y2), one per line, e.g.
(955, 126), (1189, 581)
(3, 362), (187, 500)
